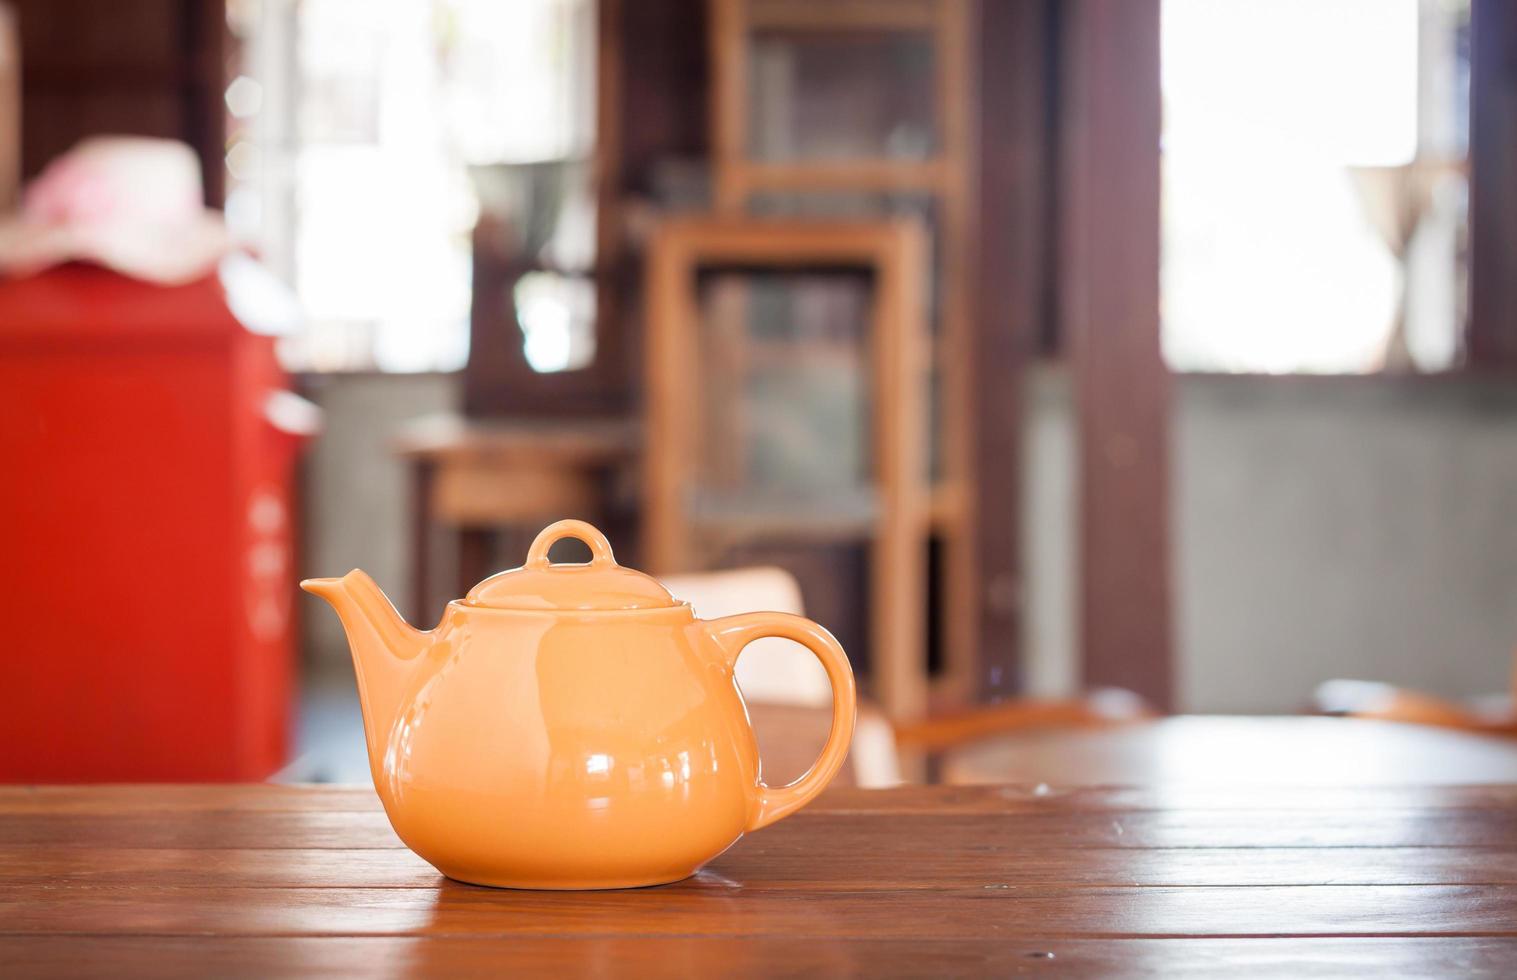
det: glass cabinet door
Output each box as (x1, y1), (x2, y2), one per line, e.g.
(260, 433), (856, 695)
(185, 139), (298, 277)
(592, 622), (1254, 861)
(747, 29), (938, 162)
(691, 268), (876, 516)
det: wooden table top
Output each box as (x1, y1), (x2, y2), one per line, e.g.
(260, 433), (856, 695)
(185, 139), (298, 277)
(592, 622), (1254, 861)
(391, 414), (639, 462)
(8, 768), (1517, 976)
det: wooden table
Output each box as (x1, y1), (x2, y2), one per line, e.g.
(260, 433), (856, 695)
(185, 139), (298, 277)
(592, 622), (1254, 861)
(394, 415), (637, 619)
(941, 715), (1517, 786)
(7, 770), (1517, 975)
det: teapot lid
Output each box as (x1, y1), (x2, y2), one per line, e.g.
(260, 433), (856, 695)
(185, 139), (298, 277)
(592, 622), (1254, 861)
(464, 520), (678, 611)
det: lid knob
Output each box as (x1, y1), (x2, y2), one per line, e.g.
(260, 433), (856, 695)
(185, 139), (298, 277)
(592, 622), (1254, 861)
(525, 519), (617, 569)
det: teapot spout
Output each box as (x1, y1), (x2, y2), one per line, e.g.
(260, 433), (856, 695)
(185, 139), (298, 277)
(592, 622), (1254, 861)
(301, 570), (429, 771)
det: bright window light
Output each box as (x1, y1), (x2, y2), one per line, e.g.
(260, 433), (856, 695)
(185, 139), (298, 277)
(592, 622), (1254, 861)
(228, 0), (594, 373)
(1161, 0), (1468, 374)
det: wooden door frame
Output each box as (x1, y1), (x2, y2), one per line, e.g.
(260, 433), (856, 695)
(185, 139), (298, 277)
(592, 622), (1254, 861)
(972, 0), (1054, 700)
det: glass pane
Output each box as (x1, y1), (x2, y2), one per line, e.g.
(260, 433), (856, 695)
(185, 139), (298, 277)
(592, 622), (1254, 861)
(512, 271), (596, 373)
(1161, 0), (1470, 374)
(692, 269), (874, 507)
(748, 30), (936, 162)
(473, 159), (599, 374)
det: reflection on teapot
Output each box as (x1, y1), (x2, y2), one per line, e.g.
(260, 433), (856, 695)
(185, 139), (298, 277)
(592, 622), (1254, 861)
(302, 519), (856, 889)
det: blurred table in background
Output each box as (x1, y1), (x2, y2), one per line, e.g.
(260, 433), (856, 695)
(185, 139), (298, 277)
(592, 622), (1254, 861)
(940, 715), (1517, 786)
(394, 416), (637, 620)
(746, 709), (1517, 789)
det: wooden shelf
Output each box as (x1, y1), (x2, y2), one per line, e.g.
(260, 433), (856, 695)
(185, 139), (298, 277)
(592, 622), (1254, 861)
(685, 481), (960, 537)
(728, 159), (949, 195)
(687, 488), (882, 540)
(928, 480), (966, 528)
(748, 0), (937, 32)
(732, 336), (864, 370)
(393, 415), (638, 463)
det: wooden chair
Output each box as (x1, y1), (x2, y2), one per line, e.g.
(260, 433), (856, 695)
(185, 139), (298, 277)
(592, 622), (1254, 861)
(661, 566), (903, 786)
(706, 0), (984, 707)
(662, 566), (824, 705)
(662, 567), (1154, 786)
(1314, 663), (1517, 736)
(643, 218), (933, 727)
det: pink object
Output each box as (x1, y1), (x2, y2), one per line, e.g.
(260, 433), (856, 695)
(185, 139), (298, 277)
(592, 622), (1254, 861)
(0, 137), (229, 284)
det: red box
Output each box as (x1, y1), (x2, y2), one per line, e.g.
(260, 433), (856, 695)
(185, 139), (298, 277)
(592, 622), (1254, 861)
(0, 264), (303, 780)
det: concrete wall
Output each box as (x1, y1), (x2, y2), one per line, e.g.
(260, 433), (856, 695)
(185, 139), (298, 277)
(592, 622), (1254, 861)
(1023, 368), (1517, 712)
(301, 369), (1517, 711)
(1020, 369), (1079, 699)
(1175, 374), (1517, 711)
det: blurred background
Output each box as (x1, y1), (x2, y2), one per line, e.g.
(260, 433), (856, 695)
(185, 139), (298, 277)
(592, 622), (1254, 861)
(3, 0), (1515, 785)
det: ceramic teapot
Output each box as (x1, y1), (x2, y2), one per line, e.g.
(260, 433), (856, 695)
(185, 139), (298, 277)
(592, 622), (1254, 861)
(301, 519), (856, 889)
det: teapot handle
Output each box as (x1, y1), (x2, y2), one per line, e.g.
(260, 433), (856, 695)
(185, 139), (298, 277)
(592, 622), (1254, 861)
(704, 612), (857, 832)
(525, 519), (618, 568)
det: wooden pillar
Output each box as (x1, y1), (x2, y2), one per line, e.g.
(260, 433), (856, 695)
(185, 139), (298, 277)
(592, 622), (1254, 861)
(973, 0), (1051, 700)
(1059, 0), (1174, 710)
(1469, 0), (1517, 366)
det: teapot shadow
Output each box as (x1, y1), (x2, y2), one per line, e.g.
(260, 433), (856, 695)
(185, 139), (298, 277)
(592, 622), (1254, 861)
(406, 873), (855, 974)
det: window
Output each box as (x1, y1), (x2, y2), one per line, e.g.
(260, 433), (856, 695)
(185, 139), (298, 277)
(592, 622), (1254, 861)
(1161, 0), (1470, 374)
(225, 0), (595, 373)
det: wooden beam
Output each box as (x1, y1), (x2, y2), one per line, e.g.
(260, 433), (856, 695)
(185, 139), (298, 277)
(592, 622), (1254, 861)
(708, 0), (747, 211)
(746, 0), (937, 32)
(1058, 0), (1173, 710)
(873, 220), (932, 723)
(724, 159), (949, 195)
(930, 0), (979, 703)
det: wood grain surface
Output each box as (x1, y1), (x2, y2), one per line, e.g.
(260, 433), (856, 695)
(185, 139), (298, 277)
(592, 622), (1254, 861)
(8, 727), (1517, 975)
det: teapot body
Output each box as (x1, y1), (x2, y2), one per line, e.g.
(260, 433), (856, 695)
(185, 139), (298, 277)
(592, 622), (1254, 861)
(371, 603), (761, 889)
(303, 519), (856, 890)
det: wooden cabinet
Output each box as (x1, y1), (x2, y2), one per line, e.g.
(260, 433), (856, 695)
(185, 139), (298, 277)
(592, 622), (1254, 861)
(701, 0), (977, 710)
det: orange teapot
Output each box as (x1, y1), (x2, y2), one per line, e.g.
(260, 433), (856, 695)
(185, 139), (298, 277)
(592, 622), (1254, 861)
(302, 519), (856, 889)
